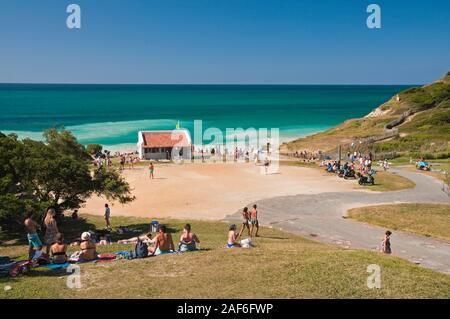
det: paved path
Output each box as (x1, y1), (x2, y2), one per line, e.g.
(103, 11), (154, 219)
(225, 168), (450, 274)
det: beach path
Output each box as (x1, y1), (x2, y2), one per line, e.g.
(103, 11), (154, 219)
(225, 168), (450, 274)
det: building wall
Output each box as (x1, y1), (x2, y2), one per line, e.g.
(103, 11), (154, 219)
(137, 130), (192, 161)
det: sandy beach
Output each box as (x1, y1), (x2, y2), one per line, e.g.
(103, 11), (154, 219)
(80, 162), (356, 220)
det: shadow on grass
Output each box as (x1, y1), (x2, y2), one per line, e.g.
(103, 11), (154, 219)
(1, 217), (183, 247)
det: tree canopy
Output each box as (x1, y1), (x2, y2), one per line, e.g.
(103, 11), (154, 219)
(0, 129), (134, 228)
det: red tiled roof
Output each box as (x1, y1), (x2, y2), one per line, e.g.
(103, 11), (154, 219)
(142, 131), (191, 148)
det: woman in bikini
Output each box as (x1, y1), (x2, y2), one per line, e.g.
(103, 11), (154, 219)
(80, 232), (97, 261)
(237, 207), (250, 239)
(50, 233), (68, 264)
(178, 224), (200, 252)
(44, 208), (59, 255)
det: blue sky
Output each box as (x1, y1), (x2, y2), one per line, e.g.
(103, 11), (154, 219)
(0, 0), (449, 84)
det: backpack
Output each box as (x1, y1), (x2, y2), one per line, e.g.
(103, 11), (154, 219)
(134, 239), (148, 258)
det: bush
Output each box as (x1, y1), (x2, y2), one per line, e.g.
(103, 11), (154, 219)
(86, 144), (103, 155)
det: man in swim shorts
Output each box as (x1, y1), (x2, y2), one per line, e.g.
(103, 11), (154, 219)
(149, 225), (174, 255)
(249, 204), (260, 237)
(24, 210), (43, 260)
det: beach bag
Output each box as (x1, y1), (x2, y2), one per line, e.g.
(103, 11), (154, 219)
(240, 238), (253, 249)
(134, 239), (148, 258)
(9, 261), (32, 277)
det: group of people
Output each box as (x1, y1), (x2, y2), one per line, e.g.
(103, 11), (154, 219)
(322, 151), (378, 181)
(415, 157), (432, 171)
(23, 206), (202, 264)
(226, 204), (260, 248)
(24, 208), (68, 264)
(291, 150), (324, 162)
(119, 154), (139, 170)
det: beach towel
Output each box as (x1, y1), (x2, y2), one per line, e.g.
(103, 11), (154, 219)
(45, 262), (70, 270)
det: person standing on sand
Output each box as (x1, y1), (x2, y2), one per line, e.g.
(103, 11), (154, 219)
(264, 157), (270, 175)
(249, 204), (259, 237)
(237, 207), (251, 239)
(104, 203), (111, 229)
(24, 210), (43, 260)
(381, 231), (392, 254)
(149, 162), (154, 179)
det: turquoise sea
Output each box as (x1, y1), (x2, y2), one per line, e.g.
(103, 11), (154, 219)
(0, 84), (413, 151)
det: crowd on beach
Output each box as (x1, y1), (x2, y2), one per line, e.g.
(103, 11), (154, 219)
(291, 150), (325, 162)
(319, 151), (391, 185)
(92, 150), (141, 171)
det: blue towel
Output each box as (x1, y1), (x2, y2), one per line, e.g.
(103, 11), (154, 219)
(45, 262), (70, 270)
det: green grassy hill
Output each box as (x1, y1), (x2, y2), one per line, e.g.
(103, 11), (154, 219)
(1, 214), (449, 298)
(282, 72), (450, 159)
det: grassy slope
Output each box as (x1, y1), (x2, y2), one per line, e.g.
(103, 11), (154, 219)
(1, 214), (449, 298)
(282, 72), (450, 156)
(356, 171), (416, 192)
(348, 204), (450, 242)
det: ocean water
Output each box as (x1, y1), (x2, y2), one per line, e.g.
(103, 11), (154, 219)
(0, 84), (412, 151)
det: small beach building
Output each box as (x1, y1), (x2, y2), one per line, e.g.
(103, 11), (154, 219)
(137, 129), (192, 160)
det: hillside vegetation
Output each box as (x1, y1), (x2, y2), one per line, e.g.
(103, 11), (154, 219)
(282, 72), (450, 159)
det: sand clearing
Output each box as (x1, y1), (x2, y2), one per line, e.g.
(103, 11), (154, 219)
(80, 163), (355, 220)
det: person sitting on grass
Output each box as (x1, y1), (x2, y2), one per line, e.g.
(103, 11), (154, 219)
(80, 232), (97, 261)
(50, 233), (68, 264)
(227, 224), (241, 248)
(178, 223), (200, 252)
(117, 233), (154, 245)
(98, 235), (111, 245)
(149, 225), (174, 255)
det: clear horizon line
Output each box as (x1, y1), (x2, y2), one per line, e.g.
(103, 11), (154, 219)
(0, 82), (422, 86)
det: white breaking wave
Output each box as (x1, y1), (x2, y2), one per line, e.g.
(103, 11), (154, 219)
(2, 118), (180, 142)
